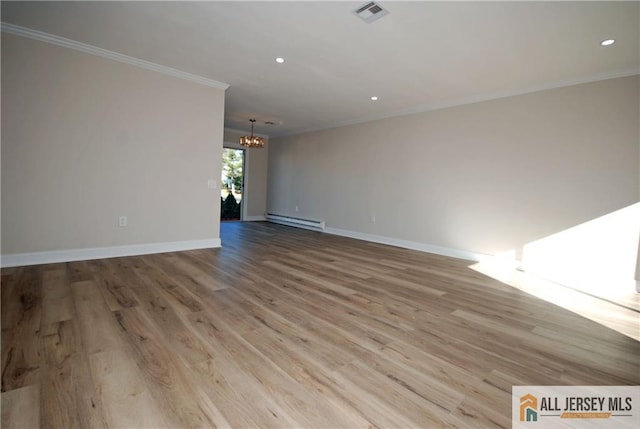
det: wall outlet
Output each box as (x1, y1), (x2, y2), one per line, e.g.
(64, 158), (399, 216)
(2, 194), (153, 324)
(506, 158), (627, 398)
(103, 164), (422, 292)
(295, 205), (299, 212)
(207, 179), (217, 189)
(119, 216), (128, 227)
(370, 215), (376, 223)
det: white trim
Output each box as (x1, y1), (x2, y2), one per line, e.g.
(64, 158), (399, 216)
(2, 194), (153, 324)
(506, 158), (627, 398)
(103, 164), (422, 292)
(0, 22), (229, 90)
(0, 238), (221, 268)
(244, 215), (267, 221)
(324, 227), (489, 262)
(271, 69), (640, 138)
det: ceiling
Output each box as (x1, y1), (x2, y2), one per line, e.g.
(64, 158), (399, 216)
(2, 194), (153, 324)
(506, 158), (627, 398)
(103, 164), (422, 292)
(1, 1), (638, 138)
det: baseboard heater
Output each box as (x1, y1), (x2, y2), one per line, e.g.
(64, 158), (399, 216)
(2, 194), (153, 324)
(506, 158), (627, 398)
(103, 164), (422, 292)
(265, 213), (326, 232)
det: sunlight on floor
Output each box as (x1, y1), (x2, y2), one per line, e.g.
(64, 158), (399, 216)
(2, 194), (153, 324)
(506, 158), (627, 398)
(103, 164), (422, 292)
(470, 257), (639, 341)
(470, 203), (640, 341)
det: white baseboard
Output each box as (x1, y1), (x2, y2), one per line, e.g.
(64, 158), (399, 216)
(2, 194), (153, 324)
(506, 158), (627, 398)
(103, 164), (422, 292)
(324, 227), (489, 262)
(0, 238), (221, 268)
(243, 215), (266, 221)
(1, 227), (487, 267)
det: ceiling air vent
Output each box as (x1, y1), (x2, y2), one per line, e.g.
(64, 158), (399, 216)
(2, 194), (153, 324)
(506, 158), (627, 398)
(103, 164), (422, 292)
(353, 1), (389, 24)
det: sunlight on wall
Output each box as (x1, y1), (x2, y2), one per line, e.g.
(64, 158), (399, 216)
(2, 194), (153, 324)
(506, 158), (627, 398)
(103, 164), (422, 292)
(522, 203), (639, 297)
(470, 203), (640, 340)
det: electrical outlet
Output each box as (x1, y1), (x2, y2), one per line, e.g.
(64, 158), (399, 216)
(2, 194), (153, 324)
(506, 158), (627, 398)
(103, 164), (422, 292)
(295, 205), (299, 212)
(207, 179), (216, 189)
(370, 215), (376, 223)
(119, 216), (128, 227)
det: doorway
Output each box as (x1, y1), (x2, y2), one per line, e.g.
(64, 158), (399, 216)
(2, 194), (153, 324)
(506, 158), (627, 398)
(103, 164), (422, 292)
(220, 148), (245, 221)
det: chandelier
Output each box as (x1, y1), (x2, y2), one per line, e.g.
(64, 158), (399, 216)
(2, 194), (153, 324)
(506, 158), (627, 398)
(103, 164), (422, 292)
(240, 119), (264, 148)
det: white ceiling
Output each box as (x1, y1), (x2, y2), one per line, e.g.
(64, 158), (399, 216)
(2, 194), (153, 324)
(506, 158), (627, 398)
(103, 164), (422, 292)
(2, 1), (638, 137)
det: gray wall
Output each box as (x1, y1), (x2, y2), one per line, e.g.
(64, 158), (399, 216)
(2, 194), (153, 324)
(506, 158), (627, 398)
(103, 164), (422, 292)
(1, 33), (225, 258)
(268, 76), (639, 258)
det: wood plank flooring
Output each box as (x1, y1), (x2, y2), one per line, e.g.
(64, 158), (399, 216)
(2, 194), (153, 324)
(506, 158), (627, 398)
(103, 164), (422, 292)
(2, 221), (639, 428)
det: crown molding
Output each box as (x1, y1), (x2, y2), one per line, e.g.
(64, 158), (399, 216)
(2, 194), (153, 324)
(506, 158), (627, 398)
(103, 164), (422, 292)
(1, 22), (230, 90)
(270, 68), (640, 139)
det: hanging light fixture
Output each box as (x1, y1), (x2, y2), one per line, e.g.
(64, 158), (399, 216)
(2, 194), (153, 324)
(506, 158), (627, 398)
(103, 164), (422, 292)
(239, 119), (264, 148)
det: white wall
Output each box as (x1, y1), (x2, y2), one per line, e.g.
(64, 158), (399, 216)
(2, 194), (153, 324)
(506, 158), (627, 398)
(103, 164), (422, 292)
(268, 76), (639, 259)
(1, 33), (226, 264)
(521, 202), (639, 297)
(222, 129), (268, 221)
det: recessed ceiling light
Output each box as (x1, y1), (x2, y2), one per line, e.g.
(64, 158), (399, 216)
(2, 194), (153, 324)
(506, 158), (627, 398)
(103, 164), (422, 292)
(601, 39), (615, 46)
(370, 96), (378, 101)
(275, 57), (285, 64)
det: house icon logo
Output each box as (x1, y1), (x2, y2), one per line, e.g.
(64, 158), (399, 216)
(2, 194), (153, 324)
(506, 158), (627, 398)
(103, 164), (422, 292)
(520, 393), (538, 422)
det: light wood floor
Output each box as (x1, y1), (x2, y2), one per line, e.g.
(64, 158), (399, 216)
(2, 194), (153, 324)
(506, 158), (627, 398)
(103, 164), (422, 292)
(2, 221), (638, 428)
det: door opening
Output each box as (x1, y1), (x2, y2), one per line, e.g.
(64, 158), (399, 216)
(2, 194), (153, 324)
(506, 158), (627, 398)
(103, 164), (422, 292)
(220, 148), (245, 221)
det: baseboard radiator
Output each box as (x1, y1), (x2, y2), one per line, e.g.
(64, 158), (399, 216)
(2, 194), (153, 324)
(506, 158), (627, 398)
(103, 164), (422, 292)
(265, 213), (326, 232)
